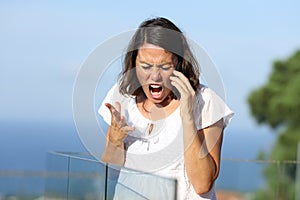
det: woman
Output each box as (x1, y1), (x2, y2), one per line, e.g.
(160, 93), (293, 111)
(99, 17), (233, 200)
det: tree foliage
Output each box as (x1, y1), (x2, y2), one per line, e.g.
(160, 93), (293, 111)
(248, 49), (300, 199)
(248, 50), (300, 128)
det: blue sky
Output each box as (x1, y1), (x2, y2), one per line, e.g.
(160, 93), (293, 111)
(1, 0), (300, 132)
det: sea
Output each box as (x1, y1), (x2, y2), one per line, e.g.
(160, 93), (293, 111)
(0, 120), (275, 199)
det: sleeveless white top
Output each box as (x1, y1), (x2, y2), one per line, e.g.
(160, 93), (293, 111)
(98, 83), (234, 200)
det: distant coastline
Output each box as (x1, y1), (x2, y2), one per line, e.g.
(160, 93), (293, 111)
(0, 121), (275, 197)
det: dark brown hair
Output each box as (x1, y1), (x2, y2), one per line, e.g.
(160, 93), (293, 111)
(119, 17), (200, 96)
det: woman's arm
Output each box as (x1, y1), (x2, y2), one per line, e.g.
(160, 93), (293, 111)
(183, 118), (224, 194)
(102, 126), (126, 165)
(170, 70), (224, 194)
(101, 102), (134, 165)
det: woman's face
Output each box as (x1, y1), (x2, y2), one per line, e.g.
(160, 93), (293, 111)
(135, 43), (176, 104)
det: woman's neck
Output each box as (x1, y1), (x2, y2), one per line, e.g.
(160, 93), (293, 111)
(136, 94), (179, 121)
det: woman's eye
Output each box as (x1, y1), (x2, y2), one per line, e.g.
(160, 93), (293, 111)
(141, 65), (151, 70)
(161, 65), (172, 70)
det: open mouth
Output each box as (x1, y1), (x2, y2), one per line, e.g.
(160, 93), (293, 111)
(149, 84), (163, 99)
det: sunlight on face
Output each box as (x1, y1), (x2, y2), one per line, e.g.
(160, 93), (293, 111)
(135, 43), (177, 104)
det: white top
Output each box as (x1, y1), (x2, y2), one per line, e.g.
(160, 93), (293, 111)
(98, 83), (234, 200)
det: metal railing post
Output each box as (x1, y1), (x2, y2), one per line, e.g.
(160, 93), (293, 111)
(104, 163), (108, 200)
(67, 156), (70, 200)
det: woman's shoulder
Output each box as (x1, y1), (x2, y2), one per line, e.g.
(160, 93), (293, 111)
(195, 84), (214, 102)
(194, 84), (234, 129)
(197, 84), (215, 95)
(195, 84), (226, 103)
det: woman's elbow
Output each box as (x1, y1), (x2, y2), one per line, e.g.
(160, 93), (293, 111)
(193, 180), (215, 195)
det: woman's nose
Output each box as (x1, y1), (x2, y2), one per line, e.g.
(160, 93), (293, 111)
(149, 67), (162, 81)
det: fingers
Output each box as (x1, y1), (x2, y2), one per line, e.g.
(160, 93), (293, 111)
(114, 102), (126, 126)
(105, 102), (132, 129)
(111, 125), (134, 134)
(170, 71), (195, 96)
(120, 126), (135, 132)
(105, 102), (121, 122)
(105, 102), (134, 147)
(105, 103), (117, 127)
(105, 103), (115, 116)
(115, 102), (121, 113)
(173, 71), (195, 93)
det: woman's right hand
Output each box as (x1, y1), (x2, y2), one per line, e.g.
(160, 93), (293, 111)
(105, 102), (134, 147)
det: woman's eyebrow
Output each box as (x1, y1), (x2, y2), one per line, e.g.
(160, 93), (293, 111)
(139, 60), (173, 66)
(157, 62), (173, 67)
(139, 60), (152, 65)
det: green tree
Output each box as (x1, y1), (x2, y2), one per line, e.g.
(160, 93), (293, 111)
(248, 50), (300, 199)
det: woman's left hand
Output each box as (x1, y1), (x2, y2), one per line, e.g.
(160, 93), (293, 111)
(170, 70), (196, 120)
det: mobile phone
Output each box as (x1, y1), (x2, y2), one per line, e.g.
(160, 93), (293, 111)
(175, 59), (182, 71)
(172, 59), (182, 99)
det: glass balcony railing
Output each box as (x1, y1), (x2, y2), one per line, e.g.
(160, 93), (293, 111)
(44, 151), (177, 200)
(0, 152), (299, 200)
